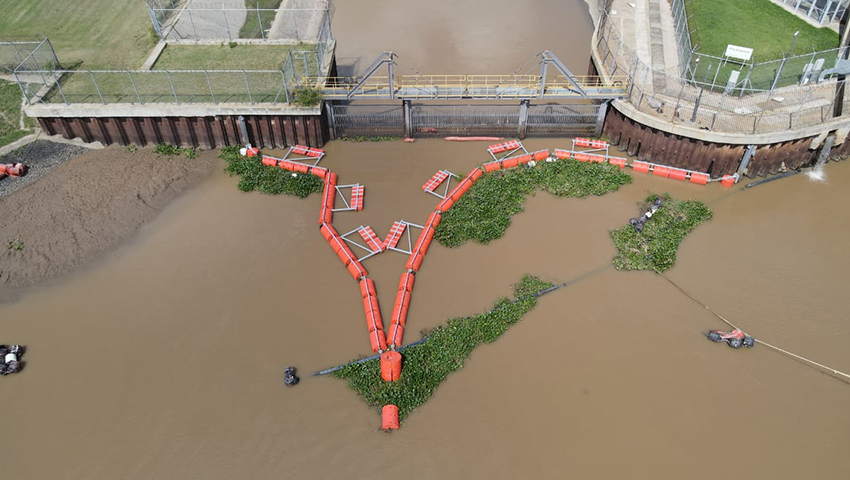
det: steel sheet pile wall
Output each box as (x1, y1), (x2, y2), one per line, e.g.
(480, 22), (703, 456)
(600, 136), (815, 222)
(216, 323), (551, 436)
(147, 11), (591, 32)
(603, 108), (850, 178)
(37, 114), (328, 149)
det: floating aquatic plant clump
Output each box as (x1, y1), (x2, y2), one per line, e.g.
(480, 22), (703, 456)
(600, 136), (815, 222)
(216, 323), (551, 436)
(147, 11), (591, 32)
(220, 146), (323, 198)
(333, 275), (553, 420)
(609, 194), (712, 272)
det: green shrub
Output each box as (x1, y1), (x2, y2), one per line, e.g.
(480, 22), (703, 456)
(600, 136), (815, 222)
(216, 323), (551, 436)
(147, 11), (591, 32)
(292, 87), (322, 106)
(609, 194), (712, 272)
(154, 143), (197, 159)
(435, 159), (631, 247)
(333, 275), (553, 420)
(7, 236), (24, 252)
(220, 145), (322, 198)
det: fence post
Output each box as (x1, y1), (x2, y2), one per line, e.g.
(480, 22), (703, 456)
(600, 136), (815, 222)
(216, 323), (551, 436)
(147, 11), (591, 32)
(50, 69), (68, 105)
(10, 41), (24, 65)
(273, 71), (287, 104)
(302, 53), (309, 79)
(13, 71), (30, 106)
(166, 70), (179, 104)
(147, 5), (164, 41)
(517, 99), (529, 139)
(257, 2), (265, 41)
(205, 70), (216, 104)
(325, 101), (336, 140)
(223, 5), (233, 41)
(292, 10), (299, 41)
(90, 72), (105, 105)
(127, 70), (143, 105)
(188, 9), (199, 41)
(402, 99), (412, 138)
(243, 70), (253, 105)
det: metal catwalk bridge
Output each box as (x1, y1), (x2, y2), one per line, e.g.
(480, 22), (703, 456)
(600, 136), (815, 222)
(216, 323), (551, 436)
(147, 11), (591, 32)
(312, 51), (629, 101)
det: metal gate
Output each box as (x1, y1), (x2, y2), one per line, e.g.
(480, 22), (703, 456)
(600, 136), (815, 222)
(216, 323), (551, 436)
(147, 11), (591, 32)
(329, 104), (405, 137)
(329, 102), (601, 139)
(410, 104), (520, 137)
(526, 104), (598, 136)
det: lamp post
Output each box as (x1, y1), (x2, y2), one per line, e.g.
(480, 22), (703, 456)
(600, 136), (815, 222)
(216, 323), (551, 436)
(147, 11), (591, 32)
(771, 31), (800, 92)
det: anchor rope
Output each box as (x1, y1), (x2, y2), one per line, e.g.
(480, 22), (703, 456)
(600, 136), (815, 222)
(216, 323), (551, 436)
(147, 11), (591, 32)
(660, 273), (850, 383)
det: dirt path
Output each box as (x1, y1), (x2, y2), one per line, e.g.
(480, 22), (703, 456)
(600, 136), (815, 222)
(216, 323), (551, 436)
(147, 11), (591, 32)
(0, 146), (215, 292)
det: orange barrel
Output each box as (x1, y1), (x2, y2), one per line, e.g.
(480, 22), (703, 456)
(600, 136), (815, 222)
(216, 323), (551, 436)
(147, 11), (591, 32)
(483, 161), (501, 173)
(427, 211), (441, 229)
(501, 157), (520, 169)
(370, 329), (388, 353)
(348, 260), (367, 280)
(515, 154), (532, 165)
(387, 324), (405, 348)
(609, 158), (626, 168)
(668, 169), (687, 181)
(334, 245), (353, 266)
(363, 300), (382, 332)
(532, 150), (550, 161)
(246, 147), (259, 157)
(277, 160), (294, 171)
(418, 228), (435, 256)
(398, 272), (415, 292)
(632, 161), (651, 173)
(554, 150), (571, 159)
(574, 138), (590, 147)
(311, 167), (327, 179)
(720, 175), (736, 187)
(382, 405), (400, 429)
(393, 289), (412, 321)
(291, 163), (308, 174)
(589, 155), (606, 163)
(689, 172), (709, 185)
(652, 166), (670, 178)
(380, 351), (402, 381)
(261, 156), (278, 167)
(405, 251), (419, 271)
(320, 224), (337, 242)
(327, 171), (338, 187)
(410, 252), (425, 272)
(437, 197), (454, 212)
(360, 278), (377, 298)
(328, 235), (344, 253)
(469, 168), (484, 181)
(574, 153), (590, 162)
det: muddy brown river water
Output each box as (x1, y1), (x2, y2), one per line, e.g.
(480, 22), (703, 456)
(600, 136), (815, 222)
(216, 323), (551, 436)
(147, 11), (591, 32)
(4, 1), (850, 478)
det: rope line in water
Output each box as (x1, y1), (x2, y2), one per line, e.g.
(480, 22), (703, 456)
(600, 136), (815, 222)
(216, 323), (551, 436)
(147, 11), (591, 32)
(660, 274), (850, 383)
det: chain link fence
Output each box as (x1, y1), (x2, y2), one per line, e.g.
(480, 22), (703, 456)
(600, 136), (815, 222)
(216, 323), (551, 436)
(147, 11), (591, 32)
(145, 0), (333, 43)
(671, 0), (846, 93)
(773, 0), (848, 25)
(1, 38), (60, 74)
(596, 7), (850, 134)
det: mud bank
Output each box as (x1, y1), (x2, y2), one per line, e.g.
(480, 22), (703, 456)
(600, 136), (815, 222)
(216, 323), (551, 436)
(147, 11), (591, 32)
(0, 146), (215, 292)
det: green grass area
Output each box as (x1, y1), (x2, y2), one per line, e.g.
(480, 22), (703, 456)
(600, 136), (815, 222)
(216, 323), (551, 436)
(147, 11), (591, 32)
(687, 0), (839, 91)
(333, 275), (553, 421)
(44, 44), (321, 104)
(435, 159), (632, 248)
(221, 146), (323, 197)
(609, 194), (712, 273)
(239, 0), (283, 39)
(0, 80), (35, 147)
(0, 0), (156, 69)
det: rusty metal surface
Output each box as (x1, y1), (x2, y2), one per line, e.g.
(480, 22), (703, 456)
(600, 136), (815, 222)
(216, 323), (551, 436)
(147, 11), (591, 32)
(603, 107), (850, 178)
(38, 114), (329, 149)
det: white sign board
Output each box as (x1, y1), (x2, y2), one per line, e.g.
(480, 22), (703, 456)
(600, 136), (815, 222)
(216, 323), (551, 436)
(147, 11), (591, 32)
(724, 44), (753, 62)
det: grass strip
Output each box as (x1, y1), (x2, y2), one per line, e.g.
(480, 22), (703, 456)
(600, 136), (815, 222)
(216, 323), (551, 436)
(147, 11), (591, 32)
(239, 0), (283, 39)
(435, 159), (632, 247)
(333, 275), (554, 420)
(609, 194), (712, 273)
(220, 145), (323, 197)
(0, 80), (34, 147)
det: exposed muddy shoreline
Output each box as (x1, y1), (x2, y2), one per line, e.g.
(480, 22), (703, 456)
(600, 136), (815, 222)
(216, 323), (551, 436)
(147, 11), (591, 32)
(0, 146), (215, 294)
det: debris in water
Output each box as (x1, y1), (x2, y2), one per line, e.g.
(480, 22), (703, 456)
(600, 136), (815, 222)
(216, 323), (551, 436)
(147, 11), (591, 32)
(283, 366), (300, 386)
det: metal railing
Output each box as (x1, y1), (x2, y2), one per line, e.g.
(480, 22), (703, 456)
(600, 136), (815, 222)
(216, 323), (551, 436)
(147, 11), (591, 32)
(773, 0), (848, 25)
(595, 8), (850, 135)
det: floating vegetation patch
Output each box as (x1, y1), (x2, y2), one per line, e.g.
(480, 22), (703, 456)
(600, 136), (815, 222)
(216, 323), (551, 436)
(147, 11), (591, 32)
(333, 275), (553, 420)
(435, 159), (632, 247)
(220, 146), (322, 197)
(610, 193), (712, 272)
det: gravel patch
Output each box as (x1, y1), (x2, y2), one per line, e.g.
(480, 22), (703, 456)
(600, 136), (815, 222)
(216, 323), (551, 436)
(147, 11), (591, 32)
(0, 140), (90, 200)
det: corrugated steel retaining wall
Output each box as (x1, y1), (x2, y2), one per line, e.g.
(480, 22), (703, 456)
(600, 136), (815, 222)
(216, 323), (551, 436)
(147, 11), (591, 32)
(37, 114), (329, 149)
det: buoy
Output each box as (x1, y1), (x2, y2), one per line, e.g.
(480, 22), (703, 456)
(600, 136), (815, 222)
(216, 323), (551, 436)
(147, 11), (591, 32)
(398, 272), (415, 292)
(382, 405), (400, 430)
(608, 158), (626, 168)
(652, 165), (670, 178)
(388, 323), (405, 348)
(380, 351), (402, 381)
(689, 172), (709, 185)
(668, 168), (688, 181)
(720, 175), (737, 187)
(483, 161), (501, 173)
(445, 136), (503, 142)
(501, 157), (520, 169)
(403, 137), (416, 143)
(632, 161), (651, 173)
(532, 150), (550, 161)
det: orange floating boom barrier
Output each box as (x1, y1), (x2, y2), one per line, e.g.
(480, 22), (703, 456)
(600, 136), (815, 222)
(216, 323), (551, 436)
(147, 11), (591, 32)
(382, 405), (399, 430)
(380, 351), (402, 381)
(445, 136), (504, 142)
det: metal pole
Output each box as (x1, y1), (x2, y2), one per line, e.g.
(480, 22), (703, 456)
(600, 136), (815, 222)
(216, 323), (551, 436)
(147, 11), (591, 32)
(50, 69), (68, 105)
(90, 71), (105, 104)
(539, 53), (549, 98)
(205, 70), (216, 104)
(273, 70), (286, 104)
(223, 5), (233, 41)
(243, 70), (253, 104)
(771, 31), (800, 92)
(13, 71), (31, 106)
(10, 41), (24, 64)
(388, 54), (395, 100)
(292, 10), (299, 41)
(302, 53), (309, 79)
(188, 9), (199, 41)
(127, 70), (143, 105)
(166, 70), (179, 104)
(517, 99), (529, 139)
(739, 61), (754, 97)
(257, 2), (265, 41)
